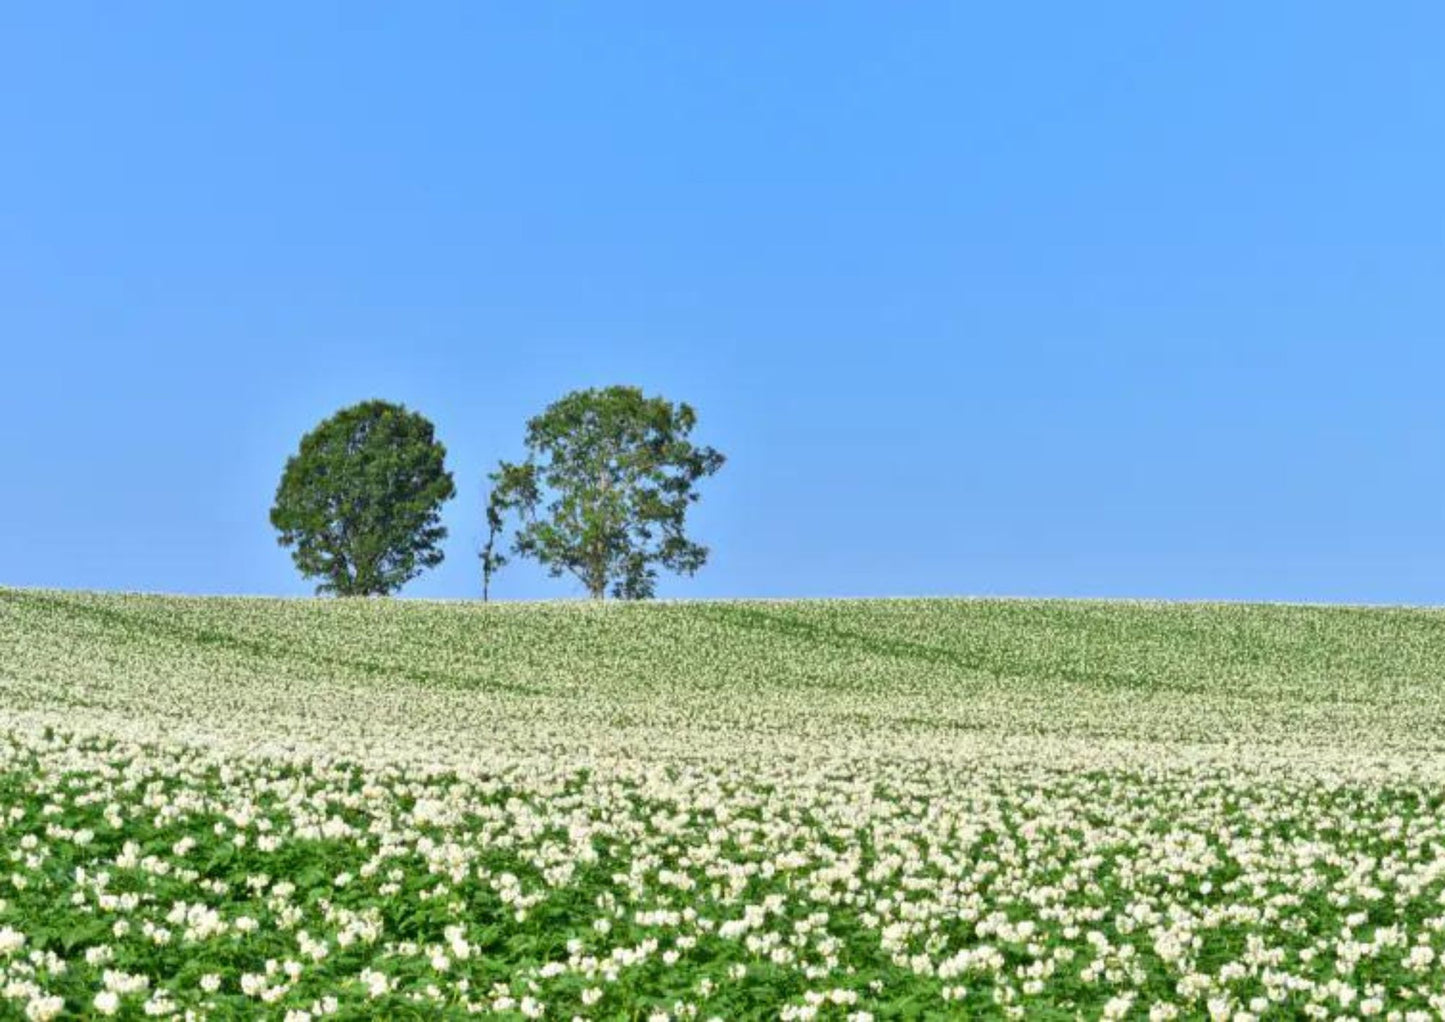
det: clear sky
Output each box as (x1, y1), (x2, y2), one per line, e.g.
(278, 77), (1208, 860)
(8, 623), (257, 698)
(1, 4), (1441, 603)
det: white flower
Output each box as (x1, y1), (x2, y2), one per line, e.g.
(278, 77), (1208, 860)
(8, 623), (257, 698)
(1103, 994), (1135, 1021)
(25, 997), (65, 1022)
(0, 927), (25, 955)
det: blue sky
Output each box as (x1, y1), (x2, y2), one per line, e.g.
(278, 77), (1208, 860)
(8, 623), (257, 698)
(1, 4), (1441, 603)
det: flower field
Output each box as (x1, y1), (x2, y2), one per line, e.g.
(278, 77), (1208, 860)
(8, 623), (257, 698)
(1, 589), (1444, 1020)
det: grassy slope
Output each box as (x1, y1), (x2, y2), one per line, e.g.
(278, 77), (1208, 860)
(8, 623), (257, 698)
(2, 586), (1443, 754)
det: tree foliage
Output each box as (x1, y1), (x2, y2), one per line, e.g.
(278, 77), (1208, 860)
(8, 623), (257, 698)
(479, 464), (532, 603)
(270, 400), (456, 596)
(487, 386), (724, 599)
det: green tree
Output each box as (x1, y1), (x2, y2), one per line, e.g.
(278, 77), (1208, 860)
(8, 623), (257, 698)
(479, 493), (506, 604)
(480, 461), (537, 602)
(270, 400), (456, 596)
(487, 386), (725, 599)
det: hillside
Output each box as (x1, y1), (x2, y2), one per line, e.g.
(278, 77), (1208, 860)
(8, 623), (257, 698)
(1, 588), (1444, 1018)
(2, 587), (1443, 757)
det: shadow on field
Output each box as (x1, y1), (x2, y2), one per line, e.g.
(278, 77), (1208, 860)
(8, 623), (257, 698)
(697, 603), (1209, 694)
(0, 590), (540, 696)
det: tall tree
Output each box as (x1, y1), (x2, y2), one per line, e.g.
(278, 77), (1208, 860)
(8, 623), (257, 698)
(480, 461), (537, 602)
(488, 386), (725, 599)
(479, 492), (506, 604)
(270, 400), (456, 596)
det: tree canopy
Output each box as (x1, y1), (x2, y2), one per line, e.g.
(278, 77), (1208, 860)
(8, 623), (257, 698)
(270, 400), (456, 596)
(486, 386), (724, 599)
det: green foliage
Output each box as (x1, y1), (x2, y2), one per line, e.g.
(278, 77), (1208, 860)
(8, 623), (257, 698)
(487, 386), (725, 599)
(270, 400), (456, 596)
(479, 463), (535, 602)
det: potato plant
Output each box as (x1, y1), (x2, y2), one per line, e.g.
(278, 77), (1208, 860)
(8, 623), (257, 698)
(0, 589), (1443, 1019)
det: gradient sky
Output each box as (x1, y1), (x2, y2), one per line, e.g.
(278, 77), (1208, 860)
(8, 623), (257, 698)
(1, 4), (1442, 603)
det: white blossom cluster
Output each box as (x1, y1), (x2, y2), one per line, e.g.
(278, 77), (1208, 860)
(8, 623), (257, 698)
(0, 588), (1442, 1018)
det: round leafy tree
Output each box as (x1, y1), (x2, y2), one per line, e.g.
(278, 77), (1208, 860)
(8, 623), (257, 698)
(270, 400), (456, 596)
(486, 385), (725, 599)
